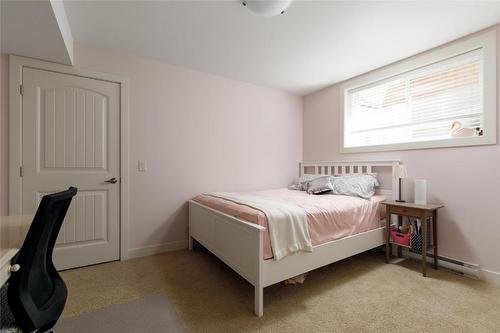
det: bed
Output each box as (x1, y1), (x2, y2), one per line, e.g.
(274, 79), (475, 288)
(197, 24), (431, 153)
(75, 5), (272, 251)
(188, 160), (400, 316)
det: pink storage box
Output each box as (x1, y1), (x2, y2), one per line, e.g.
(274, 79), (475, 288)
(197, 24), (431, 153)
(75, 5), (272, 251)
(390, 228), (410, 246)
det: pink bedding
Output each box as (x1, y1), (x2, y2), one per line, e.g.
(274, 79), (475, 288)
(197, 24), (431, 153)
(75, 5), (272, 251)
(193, 188), (386, 260)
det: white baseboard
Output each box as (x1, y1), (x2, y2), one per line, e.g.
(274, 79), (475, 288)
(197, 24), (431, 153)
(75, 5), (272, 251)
(124, 240), (500, 286)
(480, 268), (500, 286)
(126, 239), (188, 260)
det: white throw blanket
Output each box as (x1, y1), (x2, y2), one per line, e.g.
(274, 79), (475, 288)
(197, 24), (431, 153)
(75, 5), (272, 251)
(205, 192), (313, 260)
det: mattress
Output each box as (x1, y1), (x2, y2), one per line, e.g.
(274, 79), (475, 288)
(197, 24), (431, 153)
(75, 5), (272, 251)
(193, 188), (386, 260)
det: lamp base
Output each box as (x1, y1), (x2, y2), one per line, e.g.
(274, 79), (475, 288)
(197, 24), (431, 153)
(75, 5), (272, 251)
(396, 178), (406, 203)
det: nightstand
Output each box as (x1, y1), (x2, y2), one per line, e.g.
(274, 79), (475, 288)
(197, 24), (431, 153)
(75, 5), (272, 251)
(382, 201), (444, 277)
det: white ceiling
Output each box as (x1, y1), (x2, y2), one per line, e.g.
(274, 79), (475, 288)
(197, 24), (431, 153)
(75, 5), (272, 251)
(1, 0), (74, 65)
(63, 1), (500, 95)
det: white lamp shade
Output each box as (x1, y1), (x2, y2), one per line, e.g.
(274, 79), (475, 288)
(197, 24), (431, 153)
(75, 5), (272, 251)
(394, 164), (408, 179)
(242, 0), (292, 16)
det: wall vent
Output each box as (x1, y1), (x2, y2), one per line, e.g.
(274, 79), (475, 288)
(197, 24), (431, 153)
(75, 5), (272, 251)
(402, 249), (480, 279)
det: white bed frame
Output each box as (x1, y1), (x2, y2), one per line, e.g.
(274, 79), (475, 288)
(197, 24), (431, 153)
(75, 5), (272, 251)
(188, 160), (400, 317)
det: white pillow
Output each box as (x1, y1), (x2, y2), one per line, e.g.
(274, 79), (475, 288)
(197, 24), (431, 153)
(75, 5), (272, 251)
(329, 174), (379, 199)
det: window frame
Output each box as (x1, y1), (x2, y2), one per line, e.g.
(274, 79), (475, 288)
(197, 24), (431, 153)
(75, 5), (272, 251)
(340, 30), (497, 153)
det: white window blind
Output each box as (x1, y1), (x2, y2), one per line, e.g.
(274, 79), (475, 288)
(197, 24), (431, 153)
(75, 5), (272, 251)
(344, 48), (484, 149)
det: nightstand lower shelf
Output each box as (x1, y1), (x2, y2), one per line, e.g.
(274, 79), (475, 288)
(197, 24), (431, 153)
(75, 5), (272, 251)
(389, 241), (411, 249)
(389, 241), (434, 252)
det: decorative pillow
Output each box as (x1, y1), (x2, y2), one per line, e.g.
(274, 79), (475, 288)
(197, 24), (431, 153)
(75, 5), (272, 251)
(306, 176), (334, 194)
(330, 174), (379, 199)
(289, 174), (327, 191)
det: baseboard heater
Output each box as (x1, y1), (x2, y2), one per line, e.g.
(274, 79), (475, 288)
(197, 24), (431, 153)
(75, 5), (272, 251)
(401, 248), (480, 279)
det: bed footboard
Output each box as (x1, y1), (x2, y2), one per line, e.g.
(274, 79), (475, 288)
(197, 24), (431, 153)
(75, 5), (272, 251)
(188, 200), (265, 316)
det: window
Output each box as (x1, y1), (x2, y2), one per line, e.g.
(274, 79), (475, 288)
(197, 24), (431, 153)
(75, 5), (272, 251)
(341, 31), (496, 153)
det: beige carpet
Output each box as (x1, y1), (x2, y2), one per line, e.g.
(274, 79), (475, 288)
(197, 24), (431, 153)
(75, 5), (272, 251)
(60, 248), (500, 332)
(55, 293), (185, 333)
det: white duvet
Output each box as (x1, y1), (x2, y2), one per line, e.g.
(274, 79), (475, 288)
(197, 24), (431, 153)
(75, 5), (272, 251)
(205, 192), (313, 260)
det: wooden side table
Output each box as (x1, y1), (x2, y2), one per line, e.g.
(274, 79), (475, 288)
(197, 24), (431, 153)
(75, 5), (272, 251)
(382, 201), (444, 277)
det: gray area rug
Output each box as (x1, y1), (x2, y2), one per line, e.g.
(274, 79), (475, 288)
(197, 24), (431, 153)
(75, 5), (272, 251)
(55, 293), (186, 333)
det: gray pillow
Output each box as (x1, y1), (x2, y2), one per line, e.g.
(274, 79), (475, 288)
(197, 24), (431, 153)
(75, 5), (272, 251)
(306, 176), (334, 194)
(289, 174), (327, 191)
(330, 175), (379, 199)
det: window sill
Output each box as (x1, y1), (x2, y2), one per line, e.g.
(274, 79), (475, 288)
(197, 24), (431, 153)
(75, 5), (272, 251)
(340, 135), (497, 153)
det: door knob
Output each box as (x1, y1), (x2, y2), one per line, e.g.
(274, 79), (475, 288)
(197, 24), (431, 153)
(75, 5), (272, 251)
(105, 177), (118, 184)
(10, 264), (20, 273)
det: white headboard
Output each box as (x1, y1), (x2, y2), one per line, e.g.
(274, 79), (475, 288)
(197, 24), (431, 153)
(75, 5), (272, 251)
(300, 160), (400, 200)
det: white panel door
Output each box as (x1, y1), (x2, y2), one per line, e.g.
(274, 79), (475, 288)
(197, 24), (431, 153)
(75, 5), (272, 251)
(22, 67), (120, 270)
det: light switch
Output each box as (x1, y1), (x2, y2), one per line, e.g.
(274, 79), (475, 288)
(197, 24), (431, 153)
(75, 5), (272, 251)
(138, 160), (147, 172)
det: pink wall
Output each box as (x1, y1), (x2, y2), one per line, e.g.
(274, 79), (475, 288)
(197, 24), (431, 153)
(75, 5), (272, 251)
(0, 45), (303, 252)
(303, 26), (500, 274)
(75, 44), (303, 251)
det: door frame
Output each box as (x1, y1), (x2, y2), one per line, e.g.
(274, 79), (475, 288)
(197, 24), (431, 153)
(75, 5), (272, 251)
(9, 55), (131, 261)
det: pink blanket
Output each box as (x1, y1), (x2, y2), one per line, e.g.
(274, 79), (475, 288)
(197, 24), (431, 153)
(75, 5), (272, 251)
(193, 188), (385, 260)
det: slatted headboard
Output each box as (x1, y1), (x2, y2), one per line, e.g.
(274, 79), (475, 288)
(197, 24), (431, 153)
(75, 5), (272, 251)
(300, 160), (401, 200)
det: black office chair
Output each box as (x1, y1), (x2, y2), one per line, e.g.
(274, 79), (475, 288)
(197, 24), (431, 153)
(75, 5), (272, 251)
(0, 187), (77, 333)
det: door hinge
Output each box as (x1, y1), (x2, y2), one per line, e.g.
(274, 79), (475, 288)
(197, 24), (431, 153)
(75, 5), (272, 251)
(20, 85), (24, 96)
(19, 166), (24, 177)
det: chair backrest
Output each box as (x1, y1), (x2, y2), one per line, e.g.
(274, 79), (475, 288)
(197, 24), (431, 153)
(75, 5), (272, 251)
(8, 187), (77, 332)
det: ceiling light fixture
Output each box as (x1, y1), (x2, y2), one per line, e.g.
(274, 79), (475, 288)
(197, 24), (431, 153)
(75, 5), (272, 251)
(241, 0), (292, 17)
